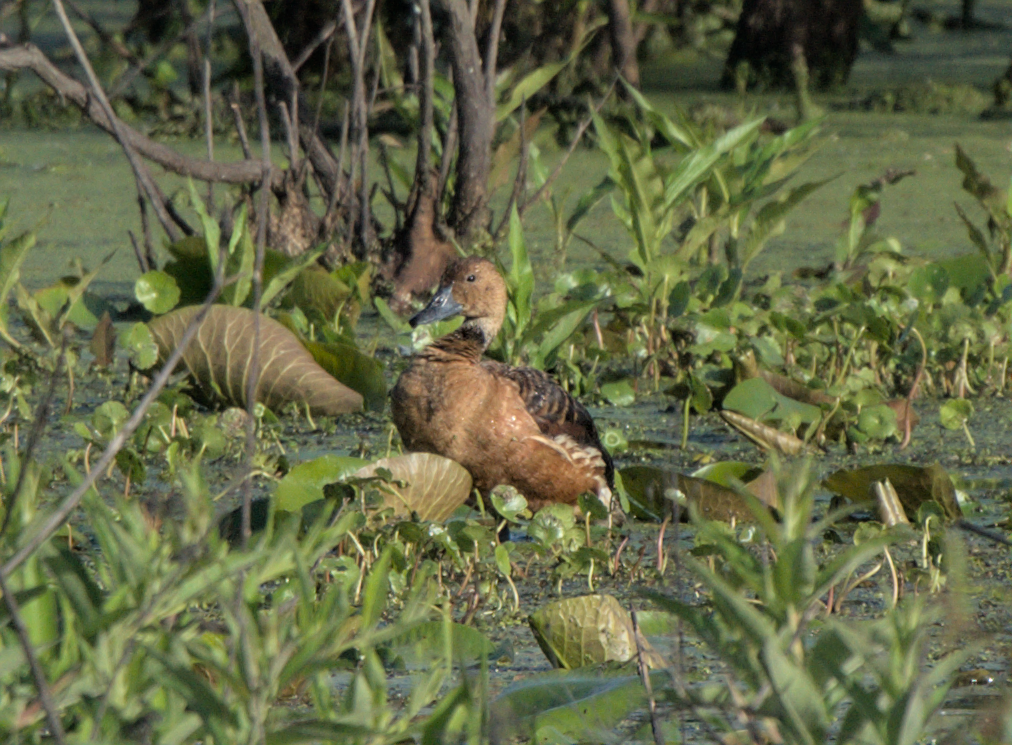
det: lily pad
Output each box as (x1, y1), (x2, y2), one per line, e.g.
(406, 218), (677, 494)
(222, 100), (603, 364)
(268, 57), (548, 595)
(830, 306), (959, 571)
(146, 305), (364, 416)
(529, 594), (666, 670)
(823, 463), (960, 521)
(722, 377), (822, 428)
(352, 453), (472, 522)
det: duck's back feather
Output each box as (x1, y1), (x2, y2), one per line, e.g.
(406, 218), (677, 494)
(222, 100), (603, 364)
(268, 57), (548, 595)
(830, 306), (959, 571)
(482, 362), (614, 488)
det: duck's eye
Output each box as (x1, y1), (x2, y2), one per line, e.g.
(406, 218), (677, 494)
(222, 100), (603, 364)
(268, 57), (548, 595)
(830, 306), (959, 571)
(466, 274), (476, 282)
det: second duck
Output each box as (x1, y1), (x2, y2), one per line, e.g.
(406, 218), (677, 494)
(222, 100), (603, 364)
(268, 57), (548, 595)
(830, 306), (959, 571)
(390, 256), (614, 514)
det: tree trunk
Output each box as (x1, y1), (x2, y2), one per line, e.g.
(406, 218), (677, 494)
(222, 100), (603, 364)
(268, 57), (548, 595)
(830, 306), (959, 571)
(607, 0), (640, 89)
(721, 0), (862, 91)
(435, 0), (493, 243)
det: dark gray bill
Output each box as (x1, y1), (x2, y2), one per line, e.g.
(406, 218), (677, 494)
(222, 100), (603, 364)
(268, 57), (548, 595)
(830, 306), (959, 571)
(409, 285), (462, 327)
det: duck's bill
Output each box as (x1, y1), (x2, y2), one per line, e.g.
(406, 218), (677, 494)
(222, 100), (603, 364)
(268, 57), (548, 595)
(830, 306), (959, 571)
(409, 285), (462, 327)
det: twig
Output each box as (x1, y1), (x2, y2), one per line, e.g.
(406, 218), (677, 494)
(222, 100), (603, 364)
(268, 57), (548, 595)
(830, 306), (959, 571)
(483, 0), (507, 104)
(51, 0), (181, 242)
(111, 8), (217, 96)
(127, 230), (149, 274)
(0, 281), (224, 577)
(0, 568), (67, 744)
(229, 82), (253, 160)
(203, 0), (217, 205)
(292, 19), (337, 72)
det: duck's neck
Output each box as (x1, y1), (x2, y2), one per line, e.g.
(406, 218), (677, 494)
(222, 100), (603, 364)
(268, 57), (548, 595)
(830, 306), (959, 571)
(429, 319), (496, 361)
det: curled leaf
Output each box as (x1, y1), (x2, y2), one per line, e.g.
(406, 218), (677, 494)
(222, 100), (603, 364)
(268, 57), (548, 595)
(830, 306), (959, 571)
(353, 453), (472, 522)
(529, 594), (666, 670)
(146, 305), (364, 416)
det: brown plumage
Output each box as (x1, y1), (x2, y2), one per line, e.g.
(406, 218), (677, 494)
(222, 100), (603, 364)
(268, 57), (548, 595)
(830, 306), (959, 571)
(390, 256), (614, 513)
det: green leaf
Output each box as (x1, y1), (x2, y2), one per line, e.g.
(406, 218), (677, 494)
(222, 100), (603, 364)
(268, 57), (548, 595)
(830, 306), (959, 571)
(301, 339), (388, 412)
(939, 398), (973, 430)
(722, 377), (821, 426)
(261, 247), (327, 309)
(222, 202), (254, 306)
(496, 62), (567, 122)
(663, 118), (764, 210)
(135, 270), (181, 314)
(492, 669), (651, 743)
(188, 179), (221, 276)
(600, 379), (635, 407)
(0, 227), (34, 348)
(507, 204), (534, 336)
(274, 455), (369, 514)
(124, 322), (159, 369)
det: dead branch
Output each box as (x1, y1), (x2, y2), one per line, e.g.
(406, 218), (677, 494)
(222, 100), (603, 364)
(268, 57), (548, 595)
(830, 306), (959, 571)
(0, 42), (278, 187)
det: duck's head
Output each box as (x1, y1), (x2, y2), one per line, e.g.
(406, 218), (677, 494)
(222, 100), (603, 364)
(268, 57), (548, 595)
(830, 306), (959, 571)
(409, 256), (506, 348)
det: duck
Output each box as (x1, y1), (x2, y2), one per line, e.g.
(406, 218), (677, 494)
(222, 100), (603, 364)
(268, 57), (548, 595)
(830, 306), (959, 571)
(390, 256), (614, 514)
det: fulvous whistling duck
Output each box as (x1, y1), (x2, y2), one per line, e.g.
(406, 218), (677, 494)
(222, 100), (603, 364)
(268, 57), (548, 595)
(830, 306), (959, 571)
(390, 257), (615, 514)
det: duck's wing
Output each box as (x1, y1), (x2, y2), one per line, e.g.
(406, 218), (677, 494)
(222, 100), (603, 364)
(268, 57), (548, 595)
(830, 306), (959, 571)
(482, 362), (614, 487)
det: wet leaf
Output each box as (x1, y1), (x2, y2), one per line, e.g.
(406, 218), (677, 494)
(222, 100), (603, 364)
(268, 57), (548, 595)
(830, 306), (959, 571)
(124, 322), (158, 369)
(722, 377), (822, 427)
(300, 339), (387, 412)
(857, 404), (898, 439)
(286, 264), (354, 323)
(146, 305), (363, 416)
(823, 463), (960, 521)
(940, 398), (973, 430)
(135, 270), (180, 314)
(352, 453), (472, 522)
(622, 464), (778, 522)
(529, 594), (666, 669)
(491, 669), (651, 744)
(274, 455), (369, 514)
(491, 487), (530, 522)
(600, 379), (636, 407)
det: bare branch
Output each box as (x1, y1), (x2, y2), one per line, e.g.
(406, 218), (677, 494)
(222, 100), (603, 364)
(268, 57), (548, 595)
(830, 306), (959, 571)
(0, 43), (278, 187)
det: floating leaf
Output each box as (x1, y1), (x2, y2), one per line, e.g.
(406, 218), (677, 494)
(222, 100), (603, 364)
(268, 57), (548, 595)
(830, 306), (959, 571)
(529, 594), (666, 670)
(823, 463), (960, 521)
(856, 404), (898, 439)
(274, 455), (369, 514)
(491, 669), (651, 744)
(939, 398), (973, 430)
(135, 270), (180, 314)
(352, 453), (472, 523)
(146, 305), (363, 416)
(621, 464), (777, 523)
(124, 322), (158, 369)
(722, 377), (822, 427)
(600, 379), (636, 407)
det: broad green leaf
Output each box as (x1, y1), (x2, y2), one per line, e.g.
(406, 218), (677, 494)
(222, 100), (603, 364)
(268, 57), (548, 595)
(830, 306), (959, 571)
(188, 179), (221, 276)
(135, 270), (181, 314)
(274, 455), (369, 514)
(492, 670), (652, 743)
(301, 339), (387, 412)
(600, 378), (635, 407)
(124, 322), (159, 369)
